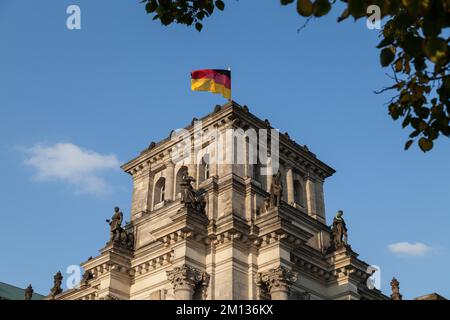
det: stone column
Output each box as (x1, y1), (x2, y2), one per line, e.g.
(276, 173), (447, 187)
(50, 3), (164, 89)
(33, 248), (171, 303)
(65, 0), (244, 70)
(266, 157), (273, 193)
(314, 178), (326, 223)
(259, 267), (298, 300)
(130, 165), (152, 220)
(165, 161), (175, 201)
(146, 173), (155, 212)
(166, 265), (210, 300)
(188, 147), (198, 188)
(305, 174), (317, 217)
(286, 166), (294, 205)
(245, 139), (251, 179)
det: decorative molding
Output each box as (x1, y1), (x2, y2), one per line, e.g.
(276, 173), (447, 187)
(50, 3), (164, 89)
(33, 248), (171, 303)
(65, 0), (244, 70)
(133, 252), (174, 276)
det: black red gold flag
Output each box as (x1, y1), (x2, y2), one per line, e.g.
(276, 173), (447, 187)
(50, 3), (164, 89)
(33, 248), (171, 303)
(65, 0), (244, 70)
(191, 69), (231, 99)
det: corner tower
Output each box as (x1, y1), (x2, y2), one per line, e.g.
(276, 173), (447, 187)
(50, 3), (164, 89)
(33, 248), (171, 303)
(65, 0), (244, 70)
(50, 101), (387, 300)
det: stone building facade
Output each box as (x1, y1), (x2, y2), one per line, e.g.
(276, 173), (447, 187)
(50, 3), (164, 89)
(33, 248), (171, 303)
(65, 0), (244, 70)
(50, 101), (388, 300)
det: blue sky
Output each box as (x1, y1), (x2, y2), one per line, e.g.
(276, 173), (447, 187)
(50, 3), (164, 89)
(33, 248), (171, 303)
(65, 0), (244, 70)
(0, 0), (448, 299)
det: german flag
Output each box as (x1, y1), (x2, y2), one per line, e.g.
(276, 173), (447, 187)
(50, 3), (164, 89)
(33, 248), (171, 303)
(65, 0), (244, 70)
(191, 69), (231, 100)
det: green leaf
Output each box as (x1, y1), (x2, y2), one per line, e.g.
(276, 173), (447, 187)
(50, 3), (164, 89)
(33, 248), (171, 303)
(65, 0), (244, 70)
(348, 0), (366, 18)
(195, 22), (203, 32)
(418, 137), (433, 152)
(394, 58), (403, 72)
(404, 139), (414, 150)
(297, 0), (313, 17)
(313, 0), (331, 17)
(215, 0), (225, 11)
(376, 36), (394, 49)
(423, 37), (448, 64)
(380, 47), (395, 67)
(337, 8), (349, 22)
(145, 1), (157, 13)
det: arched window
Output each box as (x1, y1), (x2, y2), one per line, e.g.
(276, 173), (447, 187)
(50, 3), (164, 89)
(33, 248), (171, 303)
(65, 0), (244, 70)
(175, 166), (188, 197)
(154, 177), (166, 206)
(198, 155), (210, 184)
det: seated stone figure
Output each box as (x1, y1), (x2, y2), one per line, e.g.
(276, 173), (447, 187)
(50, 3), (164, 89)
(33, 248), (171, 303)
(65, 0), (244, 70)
(180, 171), (197, 208)
(179, 169), (207, 215)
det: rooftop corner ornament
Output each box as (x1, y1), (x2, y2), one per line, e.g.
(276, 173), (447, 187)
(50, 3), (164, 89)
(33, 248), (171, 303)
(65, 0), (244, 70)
(49, 271), (63, 299)
(24, 284), (33, 301)
(390, 277), (403, 300)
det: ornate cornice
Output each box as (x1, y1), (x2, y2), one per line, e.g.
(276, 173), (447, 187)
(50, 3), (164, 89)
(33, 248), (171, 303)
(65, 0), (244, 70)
(121, 101), (335, 179)
(132, 252), (174, 277)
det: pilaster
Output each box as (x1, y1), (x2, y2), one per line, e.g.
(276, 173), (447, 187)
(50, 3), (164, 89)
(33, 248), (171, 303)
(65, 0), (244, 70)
(258, 267), (298, 300)
(166, 264), (210, 300)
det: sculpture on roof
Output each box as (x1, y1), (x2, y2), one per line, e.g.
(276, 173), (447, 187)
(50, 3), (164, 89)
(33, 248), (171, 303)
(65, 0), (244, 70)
(390, 277), (403, 300)
(106, 207), (135, 250)
(107, 206), (123, 243)
(50, 271), (63, 299)
(269, 170), (283, 208)
(330, 210), (348, 251)
(24, 284), (33, 300)
(179, 169), (207, 215)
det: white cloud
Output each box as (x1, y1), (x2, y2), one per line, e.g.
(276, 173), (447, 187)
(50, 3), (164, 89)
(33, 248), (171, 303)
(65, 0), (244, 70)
(388, 242), (433, 257)
(24, 143), (120, 195)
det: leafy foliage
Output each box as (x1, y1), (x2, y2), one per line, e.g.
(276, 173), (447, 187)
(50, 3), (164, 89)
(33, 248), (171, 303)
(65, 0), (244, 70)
(142, 0), (450, 152)
(142, 0), (225, 31)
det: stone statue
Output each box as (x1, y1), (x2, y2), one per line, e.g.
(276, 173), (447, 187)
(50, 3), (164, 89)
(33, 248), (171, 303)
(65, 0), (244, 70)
(81, 270), (93, 287)
(269, 171), (283, 208)
(105, 207), (135, 250)
(330, 210), (348, 250)
(180, 171), (197, 208)
(259, 198), (271, 215)
(179, 170), (207, 215)
(122, 223), (135, 250)
(107, 207), (123, 242)
(390, 277), (402, 300)
(50, 271), (63, 298)
(196, 191), (207, 215)
(24, 284), (33, 300)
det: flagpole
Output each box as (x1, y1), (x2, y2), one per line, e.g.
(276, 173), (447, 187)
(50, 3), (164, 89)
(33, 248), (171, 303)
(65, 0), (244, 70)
(228, 66), (232, 103)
